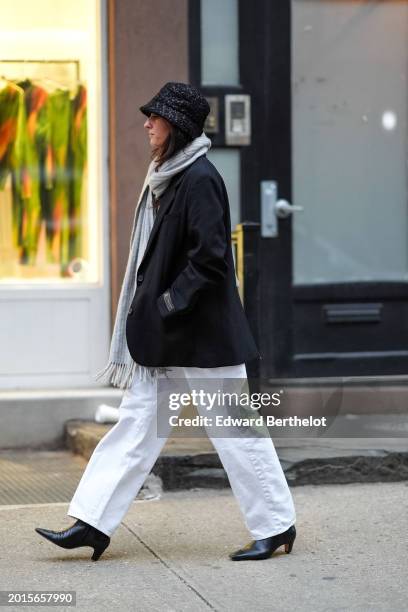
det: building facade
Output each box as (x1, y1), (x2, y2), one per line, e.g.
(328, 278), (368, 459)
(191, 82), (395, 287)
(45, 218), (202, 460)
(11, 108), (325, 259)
(1, 0), (407, 398)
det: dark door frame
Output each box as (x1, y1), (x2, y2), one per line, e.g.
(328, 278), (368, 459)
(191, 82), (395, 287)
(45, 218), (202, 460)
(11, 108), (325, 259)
(188, 0), (293, 380)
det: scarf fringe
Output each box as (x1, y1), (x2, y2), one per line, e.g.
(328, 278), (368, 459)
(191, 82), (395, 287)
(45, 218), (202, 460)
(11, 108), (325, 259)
(94, 361), (167, 390)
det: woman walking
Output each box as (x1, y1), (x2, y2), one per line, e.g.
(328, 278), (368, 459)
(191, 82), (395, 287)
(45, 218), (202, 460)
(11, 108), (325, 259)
(35, 82), (296, 562)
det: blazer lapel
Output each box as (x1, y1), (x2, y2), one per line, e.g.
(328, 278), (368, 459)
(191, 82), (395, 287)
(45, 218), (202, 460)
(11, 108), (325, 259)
(137, 168), (187, 270)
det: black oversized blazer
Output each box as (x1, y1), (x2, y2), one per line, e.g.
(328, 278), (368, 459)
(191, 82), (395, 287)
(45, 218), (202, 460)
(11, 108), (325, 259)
(125, 153), (260, 368)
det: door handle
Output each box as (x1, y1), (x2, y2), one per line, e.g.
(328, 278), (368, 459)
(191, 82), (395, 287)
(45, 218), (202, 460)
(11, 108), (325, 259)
(261, 180), (304, 237)
(275, 199), (304, 218)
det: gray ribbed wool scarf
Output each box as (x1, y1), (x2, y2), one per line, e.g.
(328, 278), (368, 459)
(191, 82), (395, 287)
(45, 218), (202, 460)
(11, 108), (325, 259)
(94, 131), (212, 389)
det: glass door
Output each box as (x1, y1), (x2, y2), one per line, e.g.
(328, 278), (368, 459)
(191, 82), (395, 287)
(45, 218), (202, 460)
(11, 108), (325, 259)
(233, 0), (408, 378)
(292, 0), (408, 284)
(290, 0), (408, 377)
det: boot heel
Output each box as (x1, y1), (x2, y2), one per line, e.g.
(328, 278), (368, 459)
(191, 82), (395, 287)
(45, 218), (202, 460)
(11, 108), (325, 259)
(284, 539), (294, 554)
(91, 543), (109, 561)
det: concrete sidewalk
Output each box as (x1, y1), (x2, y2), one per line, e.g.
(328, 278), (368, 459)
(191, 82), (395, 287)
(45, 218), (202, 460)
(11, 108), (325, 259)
(0, 483), (407, 612)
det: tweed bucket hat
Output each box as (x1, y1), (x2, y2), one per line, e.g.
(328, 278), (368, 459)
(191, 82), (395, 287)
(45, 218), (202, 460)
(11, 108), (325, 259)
(140, 81), (210, 140)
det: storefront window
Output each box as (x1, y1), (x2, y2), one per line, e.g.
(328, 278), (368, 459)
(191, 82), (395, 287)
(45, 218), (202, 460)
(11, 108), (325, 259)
(0, 0), (101, 283)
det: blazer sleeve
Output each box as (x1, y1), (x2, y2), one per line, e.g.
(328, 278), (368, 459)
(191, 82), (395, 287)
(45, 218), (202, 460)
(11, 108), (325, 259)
(156, 174), (229, 320)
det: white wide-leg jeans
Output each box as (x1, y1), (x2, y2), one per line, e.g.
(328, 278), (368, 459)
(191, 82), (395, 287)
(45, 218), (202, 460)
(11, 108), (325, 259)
(67, 363), (296, 539)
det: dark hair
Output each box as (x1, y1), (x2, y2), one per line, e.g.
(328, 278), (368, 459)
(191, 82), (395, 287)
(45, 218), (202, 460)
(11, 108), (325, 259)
(150, 121), (192, 209)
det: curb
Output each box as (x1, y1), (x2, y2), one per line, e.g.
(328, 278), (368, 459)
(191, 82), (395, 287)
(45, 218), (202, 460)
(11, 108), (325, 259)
(65, 420), (408, 488)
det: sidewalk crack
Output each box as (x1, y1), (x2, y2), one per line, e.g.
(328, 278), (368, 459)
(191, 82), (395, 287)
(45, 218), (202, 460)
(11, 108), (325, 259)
(122, 522), (218, 611)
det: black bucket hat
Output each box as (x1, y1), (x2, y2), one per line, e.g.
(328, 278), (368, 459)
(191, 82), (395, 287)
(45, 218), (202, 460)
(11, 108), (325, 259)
(140, 81), (210, 140)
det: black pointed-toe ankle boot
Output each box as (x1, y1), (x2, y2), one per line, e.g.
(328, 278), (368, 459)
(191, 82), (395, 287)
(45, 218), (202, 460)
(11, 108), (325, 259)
(35, 519), (110, 561)
(229, 524), (296, 561)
